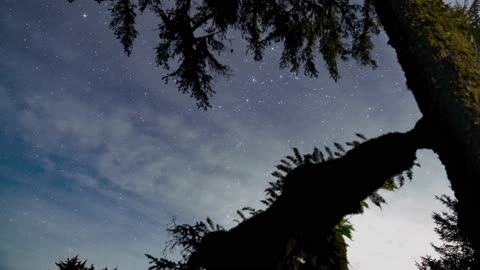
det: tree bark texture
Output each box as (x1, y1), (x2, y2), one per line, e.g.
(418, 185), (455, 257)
(372, 0), (480, 254)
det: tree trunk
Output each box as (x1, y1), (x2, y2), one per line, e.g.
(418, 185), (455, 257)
(372, 0), (480, 255)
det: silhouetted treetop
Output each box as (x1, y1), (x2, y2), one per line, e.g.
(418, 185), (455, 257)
(54, 256), (117, 270)
(67, 0), (381, 109)
(416, 194), (478, 270)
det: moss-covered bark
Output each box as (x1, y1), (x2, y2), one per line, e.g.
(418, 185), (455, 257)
(372, 0), (480, 256)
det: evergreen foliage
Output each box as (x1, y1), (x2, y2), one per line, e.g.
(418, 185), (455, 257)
(65, 0), (480, 110)
(54, 256), (117, 270)
(67, 0), (381, 109)
(416, 195), (478, 270)
(64, 0), (480, 109)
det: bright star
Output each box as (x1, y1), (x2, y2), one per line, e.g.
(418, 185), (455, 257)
(82, 14), (88, 18)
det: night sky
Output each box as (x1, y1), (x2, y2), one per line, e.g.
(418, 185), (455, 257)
(1, 1), (453, 270)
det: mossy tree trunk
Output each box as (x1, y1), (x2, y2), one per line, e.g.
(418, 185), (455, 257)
(372, 0), (480, 254)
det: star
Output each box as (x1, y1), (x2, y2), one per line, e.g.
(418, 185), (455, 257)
(82, 13), (88, 18)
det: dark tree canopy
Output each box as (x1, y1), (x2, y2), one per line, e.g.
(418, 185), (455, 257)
(416, 195), (478, 270)
(68, 0), (382, 109)
(66, 0), (480, 109)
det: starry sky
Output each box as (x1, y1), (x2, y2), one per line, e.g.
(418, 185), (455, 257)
(0, 1), (454, 270)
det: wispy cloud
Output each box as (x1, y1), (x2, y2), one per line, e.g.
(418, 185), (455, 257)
(2, 82), (285, 222)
